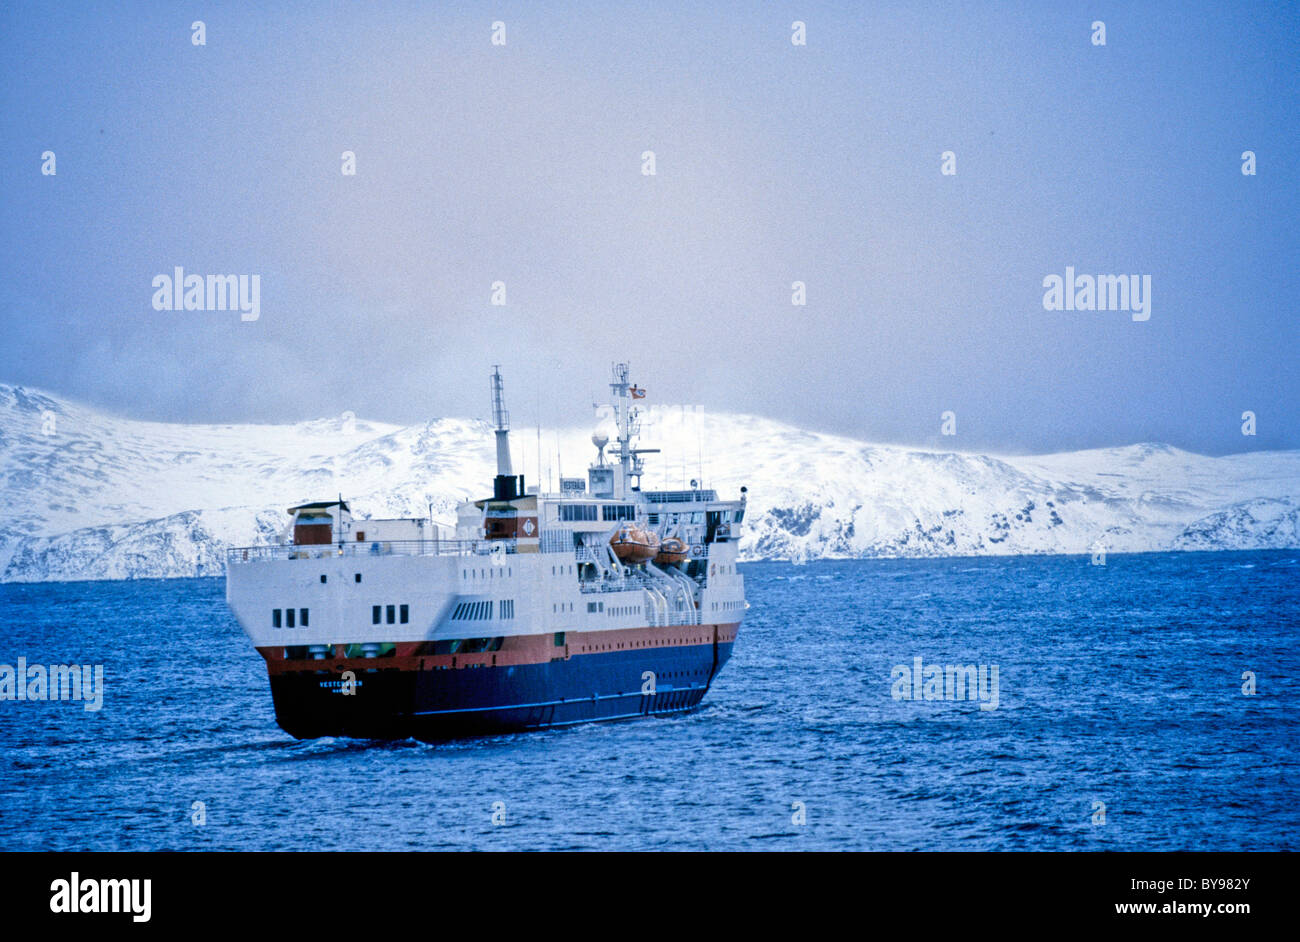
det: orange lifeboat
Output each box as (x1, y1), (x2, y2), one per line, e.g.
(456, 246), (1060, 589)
(610, 524), (659, 563)
(654, 536), (689, 566)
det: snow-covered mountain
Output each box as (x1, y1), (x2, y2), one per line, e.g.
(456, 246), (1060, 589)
(1, 383), (1297, 582)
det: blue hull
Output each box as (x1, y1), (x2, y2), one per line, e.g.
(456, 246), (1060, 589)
(268, 641), (735, 740)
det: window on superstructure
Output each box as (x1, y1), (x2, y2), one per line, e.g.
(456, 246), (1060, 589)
(386, 605), (395, 625)
(399, 604), (409, 624)
(272, 608), (282, 628)
(286, 608), (296, 628)
(300, 608), (309, 627)
(372, 605), (381, 624)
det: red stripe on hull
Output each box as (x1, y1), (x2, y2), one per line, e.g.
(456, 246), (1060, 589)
(258, 621), (741, 676)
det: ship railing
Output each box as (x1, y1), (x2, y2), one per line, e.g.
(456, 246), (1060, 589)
(577, 578), (636, 595)
(643, 489), (718, 504)
(644, 607), (699, 627)
(576, 573), (703, 625)
(670, 605), (703, 626)
(226, 539), (514, 565)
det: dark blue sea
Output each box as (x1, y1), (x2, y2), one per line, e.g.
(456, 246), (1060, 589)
(1, 551), (1297, 851)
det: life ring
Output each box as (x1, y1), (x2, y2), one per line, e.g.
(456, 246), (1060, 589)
(691, 544), (703, 556)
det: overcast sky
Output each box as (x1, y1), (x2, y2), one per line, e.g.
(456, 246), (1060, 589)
(2, 1), (1296, 455)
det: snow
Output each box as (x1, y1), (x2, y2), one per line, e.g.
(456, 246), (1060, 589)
(1, 385), (1297, 582)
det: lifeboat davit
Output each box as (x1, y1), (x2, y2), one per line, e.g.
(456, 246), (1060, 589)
(610, 524), (659, 563)
(654, 536), (689, 566)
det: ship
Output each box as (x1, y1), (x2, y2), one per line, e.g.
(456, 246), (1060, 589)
(224, 363), (748, 740)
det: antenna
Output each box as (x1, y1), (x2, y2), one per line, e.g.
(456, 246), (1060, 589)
(608, 362), (634, 498)
(490, 365), (512, 477)
(535, 361), (542, 494)
(696, 405), (704, 489)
